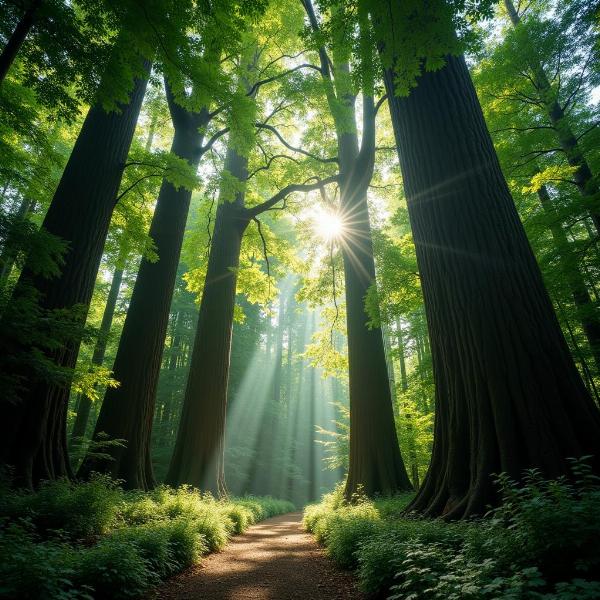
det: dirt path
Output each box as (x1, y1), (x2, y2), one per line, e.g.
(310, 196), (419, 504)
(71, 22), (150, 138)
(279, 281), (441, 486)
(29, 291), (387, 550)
(154, 512), (364, 600)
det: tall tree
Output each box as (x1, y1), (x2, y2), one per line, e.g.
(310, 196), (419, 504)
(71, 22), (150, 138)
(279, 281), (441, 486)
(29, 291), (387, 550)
(0, 50), (151, 487)
(78, 79), (217, 489)
(302, 0), (412, 497)
(69, 261), (124, 449)
(166, 4), (340, 492)
(0, 0), (41, 84)
(370, 0), (600, 518)
(166, 135), (335, 492)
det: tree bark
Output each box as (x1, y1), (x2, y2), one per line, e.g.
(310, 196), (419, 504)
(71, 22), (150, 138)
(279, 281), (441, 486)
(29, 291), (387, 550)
(78, 98), (209, 490)
(166, 146), (250, 494)
(341, 162), (412, 497)
(0, 0), (41, 85)
(0, 59), (150, 488)
(69, 264), (123, 449)
(381, 51), (600, 518)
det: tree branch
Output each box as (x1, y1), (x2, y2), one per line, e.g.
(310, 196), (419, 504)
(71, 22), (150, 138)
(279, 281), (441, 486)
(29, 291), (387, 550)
(247, 63), (322, 97)
(200, 127), (230, 154)
(247, 154), (300, 179)
(252, 216), (271, 299)
(246, 174), (340, 218)
(256, 122), (338, 163)
(374, 94), (388, 115)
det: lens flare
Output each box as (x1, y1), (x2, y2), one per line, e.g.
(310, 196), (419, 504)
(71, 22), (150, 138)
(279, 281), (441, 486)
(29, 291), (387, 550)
(315, 209), (344, 241)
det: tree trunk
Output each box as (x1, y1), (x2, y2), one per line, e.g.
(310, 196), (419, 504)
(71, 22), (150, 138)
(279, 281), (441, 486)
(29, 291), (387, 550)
(381, 51), (600, 518)
(78, 106), (208, 490)
(537, 185), (600, 373)
(341, 172), (412, 497)
(0, 60), (150, 488)
(504, 0), (600, 235)
(166, 147), (250, 494)
(302, 6), (412, 495)
(0, 0), (41, 85)
(70, 264), (123, 448)
(396, 319), (408, 392)
(273, 292), (284, 405)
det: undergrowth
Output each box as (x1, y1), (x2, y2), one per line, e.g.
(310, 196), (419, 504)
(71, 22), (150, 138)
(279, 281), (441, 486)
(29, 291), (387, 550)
(0, 475), (294, 599)
(303, 459), (600, 599)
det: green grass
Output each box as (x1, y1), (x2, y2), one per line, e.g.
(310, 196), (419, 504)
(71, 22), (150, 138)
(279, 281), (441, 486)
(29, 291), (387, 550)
(303, 461), (600, 599)
(0, 475), (294, 599)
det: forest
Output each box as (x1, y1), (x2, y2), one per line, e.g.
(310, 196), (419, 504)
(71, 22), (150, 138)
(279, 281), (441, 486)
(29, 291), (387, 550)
(0, 0), (600, 598)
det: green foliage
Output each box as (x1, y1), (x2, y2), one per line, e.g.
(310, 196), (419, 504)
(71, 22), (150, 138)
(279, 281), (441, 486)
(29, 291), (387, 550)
(304, 461), (600, 598)
(75, 537), (154, 599)
(0, 478), (293, 599)
(0, 476), (122, 540)
(0, 521), (84, 600)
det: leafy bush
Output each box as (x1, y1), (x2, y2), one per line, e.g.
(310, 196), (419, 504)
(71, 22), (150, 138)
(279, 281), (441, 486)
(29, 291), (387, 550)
(357, 518), (468, 594)
(304, 460), (600, 599)
(0, 475), (122, 540)
(235, 495), (295, 521)
(0, 478), (293, 599)
(0, 521), (84, 599)
(75, 537), (155, 599)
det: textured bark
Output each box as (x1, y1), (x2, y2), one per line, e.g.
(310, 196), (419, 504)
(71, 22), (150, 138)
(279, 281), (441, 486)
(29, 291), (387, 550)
(0, 0), (41, 84)
(69, 265), (123, 448)
(537, 185), (600, 372)
(504, 0), (600, 235)
(78, 96), (208, 490)
(166, 147), (250, 494)
(0, 61), (150, 488)
(382, 52), (600, 518)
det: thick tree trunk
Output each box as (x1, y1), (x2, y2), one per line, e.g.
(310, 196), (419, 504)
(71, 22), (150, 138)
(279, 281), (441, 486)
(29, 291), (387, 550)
(70, 265), (123, 448)
(0, 0), (41, 85)
(0, 61), (150, 488)
(382, 52), (600, 518)
(537, 185), (600, 372)
(78, 109), (207, 490)
(166, 148), (249, 494)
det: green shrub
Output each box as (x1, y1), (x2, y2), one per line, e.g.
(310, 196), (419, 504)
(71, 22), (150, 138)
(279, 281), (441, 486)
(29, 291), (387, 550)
(0, 476), (122, 540)
(236, 495), (295, 521)
(304, 460), (600, 599)
(112, 523), (177, 579)
(222, 504), (254, 534)
(0, 521), (84, 599)
(75, 537), (154, 599)
(0, 477), (294, 599)
(165, 518), (208, 570)
(119, 493), (159, 526)
(480, 465), (600, 580)
(357, 518), (467, 594)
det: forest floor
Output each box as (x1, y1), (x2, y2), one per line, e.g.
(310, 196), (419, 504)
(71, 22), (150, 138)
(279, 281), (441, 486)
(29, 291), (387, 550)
(153, 512), (364, 600)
